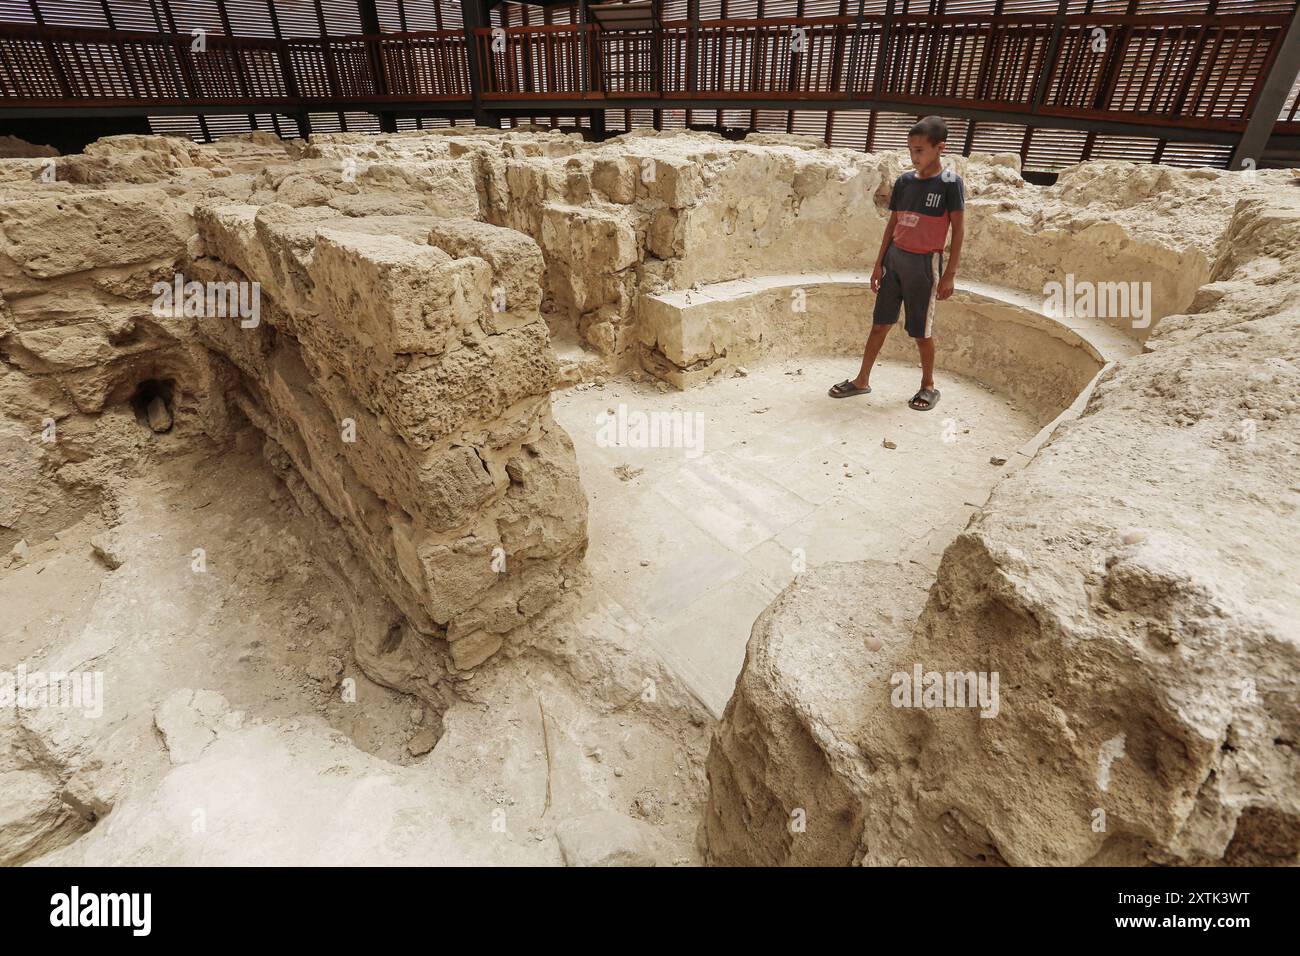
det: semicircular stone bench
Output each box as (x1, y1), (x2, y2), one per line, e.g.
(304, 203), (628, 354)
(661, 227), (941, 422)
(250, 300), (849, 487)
(637, 272), (1142, 463)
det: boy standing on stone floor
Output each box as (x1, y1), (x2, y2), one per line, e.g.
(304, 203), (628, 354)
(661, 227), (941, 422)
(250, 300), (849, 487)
(828, 115), (965, 411)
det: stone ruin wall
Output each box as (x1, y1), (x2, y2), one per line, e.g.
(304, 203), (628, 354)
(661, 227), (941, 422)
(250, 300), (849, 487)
(703, 187), (1300, 867)
(3, 129), (1295, 868)
(263, 129), (1227, 390)
(0, 132), (588, 706)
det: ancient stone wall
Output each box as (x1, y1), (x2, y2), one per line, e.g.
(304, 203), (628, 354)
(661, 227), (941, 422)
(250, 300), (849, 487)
(191, 202), (588, 670)
(1, 132), (589, 689)
(0, 175), (205, 550)
(260, 130), (1246, 391)
(704, 184), (1300, 866)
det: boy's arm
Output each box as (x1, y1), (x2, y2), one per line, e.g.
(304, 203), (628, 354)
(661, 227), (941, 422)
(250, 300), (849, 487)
(937, 209), (963, 300)
(876, 212), (897, 268)
(872, 212), (897, 290)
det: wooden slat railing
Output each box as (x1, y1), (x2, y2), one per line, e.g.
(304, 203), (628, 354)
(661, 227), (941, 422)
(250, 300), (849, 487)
(471, 13), (1289, 132)
(599, 27), (658, 96)
(477, 23), (590, 98)
(378, 32), (471, 98)
(0, 14), (1293, 136)
(878, 16), (1055, 107)
(1042, 14), (1289, 129)
(683, 17), (864, 98)
(0, 22), (469, 107)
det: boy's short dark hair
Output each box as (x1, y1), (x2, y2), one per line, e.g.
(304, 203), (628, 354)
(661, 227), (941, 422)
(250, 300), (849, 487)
(908, 116), (948, 145)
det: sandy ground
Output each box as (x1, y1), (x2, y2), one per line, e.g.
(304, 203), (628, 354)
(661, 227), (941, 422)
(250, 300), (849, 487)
(3, 434), (708, 865)
(552, 355), (1040, 715)
(2, 433), (431, 766)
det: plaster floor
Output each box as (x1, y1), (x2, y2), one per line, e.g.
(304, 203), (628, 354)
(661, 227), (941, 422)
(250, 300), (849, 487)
(552, 355), (1042, 716)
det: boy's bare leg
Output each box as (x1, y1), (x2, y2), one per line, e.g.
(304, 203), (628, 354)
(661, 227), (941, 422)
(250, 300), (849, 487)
(915, 336), (935, 390)
(850, 324), (893, 389)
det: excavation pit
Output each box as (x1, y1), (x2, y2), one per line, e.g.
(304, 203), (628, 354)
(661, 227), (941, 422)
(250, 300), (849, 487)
(1, 129), (1296, 867)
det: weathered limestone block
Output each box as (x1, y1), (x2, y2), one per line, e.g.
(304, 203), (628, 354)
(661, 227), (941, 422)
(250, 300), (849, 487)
(194, 202), (587, 670)
(638, 154), (697, 209)
(562, 159), (594, 205)
(448, 629), (504, 670)
(463, 148), (511, 219)
(249, 204), (336, 312)
(313, 229), (491, 356)
(502, 159), (567, 231)
(962, 210), (1207, 342)
(0, 187), (192, 289)
(495, 424), (588, 563)
(0, 158), (51, 187)
(12, 312), (141, 372)
(427, 218), (546, 319)
(960, 160), (1249, 343)
(638, 279), (764, 373)
(667, 147), (884, 291)
(358, 160), (480, 218)
(704, 561), (929, 866)
(274, 169), (358, 207)
(57, 134), (233, 185)
(384, 322), (557, 449)
(252, 157), (477, 217)
(592, 156), (637, 204)
(0, 246), (200, 417)
(194, 202), (317, 312)
(191, 203), (265, 283)
(577, 305), (626, 358)
(414, 445), (500, 531)
(201, 304), (562, 641)
(540, 203), (639, 313)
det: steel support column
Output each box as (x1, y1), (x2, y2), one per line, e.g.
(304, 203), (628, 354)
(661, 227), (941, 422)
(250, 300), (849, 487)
(1231, 3), (1300, 169)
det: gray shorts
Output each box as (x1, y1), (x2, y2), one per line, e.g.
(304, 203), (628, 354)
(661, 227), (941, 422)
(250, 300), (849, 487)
(873, 244), (943, 339)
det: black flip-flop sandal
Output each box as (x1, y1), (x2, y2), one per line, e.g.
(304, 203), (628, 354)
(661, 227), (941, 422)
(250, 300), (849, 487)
(909, 387), (940, 411)
(829, 380), (872, 399)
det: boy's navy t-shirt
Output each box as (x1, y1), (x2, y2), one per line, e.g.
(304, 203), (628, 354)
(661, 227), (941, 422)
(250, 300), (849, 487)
(889, 170), (965, 255)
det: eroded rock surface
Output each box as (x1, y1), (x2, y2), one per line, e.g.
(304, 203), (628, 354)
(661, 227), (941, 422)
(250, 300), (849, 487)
(190, 204), (588, 672)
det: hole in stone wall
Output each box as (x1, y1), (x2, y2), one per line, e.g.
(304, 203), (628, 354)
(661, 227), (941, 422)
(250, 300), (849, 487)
(129, 378), (176, 433)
